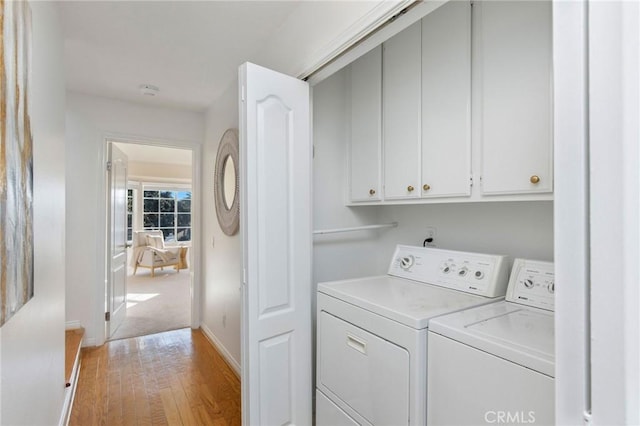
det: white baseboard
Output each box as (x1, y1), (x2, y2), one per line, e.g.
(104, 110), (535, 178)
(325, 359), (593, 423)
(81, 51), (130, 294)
(200, 324), (241, 377)
(83, 337), (96, 347)
(65, 320), (82, 330)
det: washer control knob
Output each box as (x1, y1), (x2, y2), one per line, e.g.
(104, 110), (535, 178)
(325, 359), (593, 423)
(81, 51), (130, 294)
(400, 255), (414, 270)
(524, 279), (534, 289)
(441, 264), (451, 274)
(548, 282), (555, 293)
(458, 267), (468, 277)
(474, 270), (484, 279)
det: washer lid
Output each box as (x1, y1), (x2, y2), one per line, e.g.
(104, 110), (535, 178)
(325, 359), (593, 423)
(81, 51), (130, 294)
(429, 301), (555, 377)
(318, 275), (500, 329)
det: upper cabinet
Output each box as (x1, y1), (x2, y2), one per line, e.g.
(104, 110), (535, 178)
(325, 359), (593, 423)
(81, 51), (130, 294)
(477, 1), (553, 195)
(383, 22), (422, 200)
(349, 46), (382, 202)
(421, 0), (471, 198)
(382, 1), (471, 201)
(344, 0), (553, 205)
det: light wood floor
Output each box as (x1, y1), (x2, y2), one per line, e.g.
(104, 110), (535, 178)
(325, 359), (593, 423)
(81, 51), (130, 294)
(70, 328), (241, 426)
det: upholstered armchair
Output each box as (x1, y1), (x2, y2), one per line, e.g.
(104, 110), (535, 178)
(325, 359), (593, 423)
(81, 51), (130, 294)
(132, 230), (181, 277)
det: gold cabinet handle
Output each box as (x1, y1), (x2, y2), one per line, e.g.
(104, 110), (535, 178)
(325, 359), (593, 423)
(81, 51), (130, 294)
(530, 175), (540, 184)
(407, 185), (415, 192)
(369, 189), (376, 195)
(423, 184), (431, 191)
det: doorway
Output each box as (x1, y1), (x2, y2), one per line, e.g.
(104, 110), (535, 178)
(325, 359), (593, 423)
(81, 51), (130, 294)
(106, 141), (198, 341)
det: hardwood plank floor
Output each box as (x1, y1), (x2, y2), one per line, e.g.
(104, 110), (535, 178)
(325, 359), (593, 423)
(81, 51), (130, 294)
(70, 328), (241, 426)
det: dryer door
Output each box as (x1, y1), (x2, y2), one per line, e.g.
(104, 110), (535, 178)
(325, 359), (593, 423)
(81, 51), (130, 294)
(319, 311), (410, 425)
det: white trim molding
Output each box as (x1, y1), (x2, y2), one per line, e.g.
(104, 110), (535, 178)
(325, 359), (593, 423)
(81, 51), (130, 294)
(307, 1), (445, 86)
(96, 134), (203, 346)
(201, 324), (241, 377)
(65, 320), (82, 330)
(588, 1), (640, 423)
(301, 0), (418, 83)
(553, 1), (590, 424)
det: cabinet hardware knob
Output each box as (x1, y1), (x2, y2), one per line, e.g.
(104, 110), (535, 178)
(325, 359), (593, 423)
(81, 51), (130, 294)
(369, 189), (376, 195)
(423, 184), (431, 191)
(530, 175), (540, 184)
(407, 185), (415, 192)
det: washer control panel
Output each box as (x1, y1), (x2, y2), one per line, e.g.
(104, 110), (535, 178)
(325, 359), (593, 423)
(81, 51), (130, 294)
(506, 259), (555, 311)
(389, 245), (511, 298)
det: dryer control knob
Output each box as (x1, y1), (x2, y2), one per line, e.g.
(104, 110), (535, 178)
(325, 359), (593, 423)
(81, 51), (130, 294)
(548, 282), (555, 293)
(524, 279), (535, 289)
(400, 256), (414, 270)
(474, 270), (484, 279)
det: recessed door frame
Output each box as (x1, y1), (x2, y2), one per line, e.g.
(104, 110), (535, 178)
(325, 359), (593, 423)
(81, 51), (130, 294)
(95, 133), (202, 345)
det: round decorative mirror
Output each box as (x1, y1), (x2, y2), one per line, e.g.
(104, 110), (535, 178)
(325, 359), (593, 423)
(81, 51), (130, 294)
(223, 155), (236, 209)
(214, 129), (239, 236)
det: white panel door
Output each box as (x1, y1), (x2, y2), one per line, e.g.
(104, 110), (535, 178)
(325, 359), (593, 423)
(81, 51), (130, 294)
(421, 0), (471, 198)
(107, 143), (128, 338)
(478, 1), (553, 195)
(349, 46), (382, 202)
(239, 62), (312, 426)
(383, 22), (422, 199)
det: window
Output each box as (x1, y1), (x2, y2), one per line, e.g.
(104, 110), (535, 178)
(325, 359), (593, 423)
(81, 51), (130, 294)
(143, 188), (191, 242)
(127, 188), (134, 241)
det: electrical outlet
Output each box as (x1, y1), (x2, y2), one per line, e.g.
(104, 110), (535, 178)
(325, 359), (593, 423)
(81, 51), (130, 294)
(424, 227), (437, 246)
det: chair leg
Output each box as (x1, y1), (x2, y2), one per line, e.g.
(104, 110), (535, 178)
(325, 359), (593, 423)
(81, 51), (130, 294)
(133, 263), (138, 275)
(151, 267), (155, 277)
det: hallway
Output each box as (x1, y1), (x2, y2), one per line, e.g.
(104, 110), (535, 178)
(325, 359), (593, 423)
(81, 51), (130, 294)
(70, 328), (241, 425)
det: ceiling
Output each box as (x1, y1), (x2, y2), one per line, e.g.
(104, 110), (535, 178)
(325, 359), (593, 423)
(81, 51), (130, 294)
(60, 1), (299, 111)
(114, 142), (192, 166)
(59, 1), (391, 112)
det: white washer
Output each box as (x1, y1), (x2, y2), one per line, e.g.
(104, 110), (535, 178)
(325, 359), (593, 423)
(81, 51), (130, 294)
(427, 259), (555, 425)
(316, 245), (512, 425)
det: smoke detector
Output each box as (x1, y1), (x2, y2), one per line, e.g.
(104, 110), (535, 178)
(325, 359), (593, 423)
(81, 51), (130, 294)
(139, 84), (159, 96)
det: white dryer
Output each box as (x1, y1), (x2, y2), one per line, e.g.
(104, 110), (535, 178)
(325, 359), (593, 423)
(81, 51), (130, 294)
(316, 245), (512, 426)
(427, 258), (555, 425)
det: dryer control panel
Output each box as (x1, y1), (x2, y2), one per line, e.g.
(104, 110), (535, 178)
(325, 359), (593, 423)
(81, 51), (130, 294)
(505, 259), (555, 311)
(388, 245), (511, 298)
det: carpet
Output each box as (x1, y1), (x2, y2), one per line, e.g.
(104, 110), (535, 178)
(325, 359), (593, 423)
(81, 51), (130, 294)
(110, 267), (191, 341)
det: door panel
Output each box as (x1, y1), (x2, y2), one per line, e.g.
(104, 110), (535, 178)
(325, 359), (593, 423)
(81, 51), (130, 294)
(478, 1), (553, 195)
(383, 22), (422, 199)
(107, 143), (128, 338)
(240, 62), (312, 426)
(421, 0), (471, 198)
(350, 46), (382, 202)
(319, 312), (410, 426)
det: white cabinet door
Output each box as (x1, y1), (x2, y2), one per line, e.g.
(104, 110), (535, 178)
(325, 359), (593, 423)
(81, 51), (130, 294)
(383, 21), (422, 199)
(421, 0), (472, 198)
(478, 1), (553, 195)
(350, 46), (382, 202)
(239, 62), (312, 426)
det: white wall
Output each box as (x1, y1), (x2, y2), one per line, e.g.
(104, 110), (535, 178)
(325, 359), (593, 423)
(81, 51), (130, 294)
(0, 3), (67, 424)
(65, 92), (204, 346)
(202, 83), (242, 371)
(312, 68), (387, 286)
(377, 202), (554, 262)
